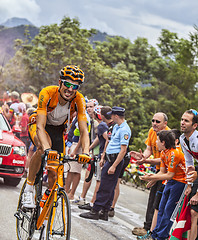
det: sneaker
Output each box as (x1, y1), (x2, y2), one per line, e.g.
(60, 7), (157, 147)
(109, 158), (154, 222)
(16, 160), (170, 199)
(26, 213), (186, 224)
(108, 207), (115, 217)
(79, 209), (99, 220)
(22, 191), (35, 208)
(132, 227), (147, 236)
(73, 196), (86, 205)
(137, 231), (152, 239)
(99, 210), (108, 221)
(78, 203), (92, 210)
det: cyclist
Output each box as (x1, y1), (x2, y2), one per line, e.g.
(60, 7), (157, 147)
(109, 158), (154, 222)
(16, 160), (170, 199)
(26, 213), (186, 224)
(22, 65), (90, 208)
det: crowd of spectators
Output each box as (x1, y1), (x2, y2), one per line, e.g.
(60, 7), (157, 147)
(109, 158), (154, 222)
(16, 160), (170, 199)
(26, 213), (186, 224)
(1, 89), (198, 239)
(0, 90), (38, 173)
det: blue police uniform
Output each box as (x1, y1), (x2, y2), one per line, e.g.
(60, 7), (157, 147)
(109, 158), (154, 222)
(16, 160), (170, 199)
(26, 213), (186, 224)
(93, 107), (131, 213)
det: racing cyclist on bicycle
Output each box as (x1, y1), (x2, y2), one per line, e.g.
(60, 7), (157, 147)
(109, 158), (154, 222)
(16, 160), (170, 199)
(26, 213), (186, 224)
(23, 65), (90, 208)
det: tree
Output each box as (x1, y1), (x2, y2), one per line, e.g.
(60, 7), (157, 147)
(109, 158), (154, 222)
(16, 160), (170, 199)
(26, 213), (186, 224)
(3, 17), (103, 94)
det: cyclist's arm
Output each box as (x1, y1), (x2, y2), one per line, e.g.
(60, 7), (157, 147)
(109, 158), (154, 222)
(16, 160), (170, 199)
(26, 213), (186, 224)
(36, 114), (51, 151)
(78, 120), (90, 155)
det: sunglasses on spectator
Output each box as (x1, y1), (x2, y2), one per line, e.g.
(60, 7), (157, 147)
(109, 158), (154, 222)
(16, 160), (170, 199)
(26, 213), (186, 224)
(152, 119), (161, 123)
(190, 109), (198, 116)
(61, 80), (79, 90)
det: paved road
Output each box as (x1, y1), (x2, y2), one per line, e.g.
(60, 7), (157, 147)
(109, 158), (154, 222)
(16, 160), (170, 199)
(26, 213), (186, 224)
(0, 169), (149, 240)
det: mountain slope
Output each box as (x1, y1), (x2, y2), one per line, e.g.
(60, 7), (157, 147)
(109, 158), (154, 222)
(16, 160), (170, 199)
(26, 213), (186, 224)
(0, 25), (39, 65)
(1, 17), (33, 28)
(0, 17), (112, 66)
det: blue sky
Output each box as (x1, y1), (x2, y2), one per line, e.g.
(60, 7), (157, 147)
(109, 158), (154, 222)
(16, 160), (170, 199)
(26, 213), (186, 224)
(0, 0), (197, 46)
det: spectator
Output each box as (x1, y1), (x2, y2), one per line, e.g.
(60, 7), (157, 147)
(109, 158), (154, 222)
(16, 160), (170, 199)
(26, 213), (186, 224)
(2, 91), (20, 128)
(140, 130), (186, 240)
(75, 99), (100, 204)
(21, 92), (38, 108)
(18, 102), (30, 151)
(130, 112), (170, 236)
(180, 109), (198, 240)
(2, 91), (12, 106)
(78, 105), (109, 210)
(64, 111), (91, 201)
(80, 106), (131, 221)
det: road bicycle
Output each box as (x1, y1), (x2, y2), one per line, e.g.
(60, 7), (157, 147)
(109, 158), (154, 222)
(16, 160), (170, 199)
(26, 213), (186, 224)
(15, 152), (92, 240)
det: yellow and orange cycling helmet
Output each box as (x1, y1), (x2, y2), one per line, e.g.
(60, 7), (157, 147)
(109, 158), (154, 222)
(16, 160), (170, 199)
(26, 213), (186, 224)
(60, 65), (84, 84)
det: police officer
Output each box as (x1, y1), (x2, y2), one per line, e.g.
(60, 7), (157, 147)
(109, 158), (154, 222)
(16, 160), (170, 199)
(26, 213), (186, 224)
(79, 106), (131, 221)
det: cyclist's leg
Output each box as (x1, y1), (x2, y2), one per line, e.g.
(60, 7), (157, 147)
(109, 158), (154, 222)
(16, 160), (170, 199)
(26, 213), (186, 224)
(23, 124), (51, 208)
(15, 179), (35, 240)
(27, 123), (44, 183)
(46, 189), (71, 240)
(45, 124), (65, 189)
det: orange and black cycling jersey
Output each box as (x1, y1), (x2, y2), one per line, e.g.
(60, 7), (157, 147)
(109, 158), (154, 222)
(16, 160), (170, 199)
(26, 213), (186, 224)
(29, 85), (87, 126)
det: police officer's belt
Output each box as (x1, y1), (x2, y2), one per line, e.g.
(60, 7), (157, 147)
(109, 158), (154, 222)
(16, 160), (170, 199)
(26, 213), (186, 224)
(106, 153), (118, 163)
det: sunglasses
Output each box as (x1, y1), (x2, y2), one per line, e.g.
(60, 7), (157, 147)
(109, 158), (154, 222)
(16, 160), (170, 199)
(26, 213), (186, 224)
(61, 80), (79, 90)
(190, 109), (198, 116)
(152, 119), (161, 124)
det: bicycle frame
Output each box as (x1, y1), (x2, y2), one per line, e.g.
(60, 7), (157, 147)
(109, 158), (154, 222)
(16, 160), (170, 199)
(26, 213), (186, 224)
(15, 153), (92, 240)
(36, 157), (65, 231)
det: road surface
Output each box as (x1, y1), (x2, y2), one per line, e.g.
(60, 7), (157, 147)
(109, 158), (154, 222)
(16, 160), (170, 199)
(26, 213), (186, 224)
(0, 169), (149, 240)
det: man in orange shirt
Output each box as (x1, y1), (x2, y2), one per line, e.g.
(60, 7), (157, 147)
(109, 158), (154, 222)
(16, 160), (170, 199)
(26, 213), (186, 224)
(130, 112), (169, 236)
(140, 130), (186, 240)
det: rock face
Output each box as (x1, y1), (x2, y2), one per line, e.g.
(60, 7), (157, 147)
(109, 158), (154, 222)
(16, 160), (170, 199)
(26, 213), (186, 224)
(1, 17), (34, 28)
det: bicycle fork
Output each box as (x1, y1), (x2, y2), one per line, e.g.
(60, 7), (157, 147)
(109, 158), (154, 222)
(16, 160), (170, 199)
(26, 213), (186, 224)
(39, 219), (48, 240)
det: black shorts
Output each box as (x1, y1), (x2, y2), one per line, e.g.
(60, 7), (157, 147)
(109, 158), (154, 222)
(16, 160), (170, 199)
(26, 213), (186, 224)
(190, 178), (198, 213)
(29, 122), (65, 153)
(119, 157), (130, 178)
(153, 184), (165, 210)
(45, 124), (65, 153)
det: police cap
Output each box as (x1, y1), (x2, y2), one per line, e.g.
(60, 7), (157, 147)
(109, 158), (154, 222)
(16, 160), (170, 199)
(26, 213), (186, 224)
(107, 106), (125, 116)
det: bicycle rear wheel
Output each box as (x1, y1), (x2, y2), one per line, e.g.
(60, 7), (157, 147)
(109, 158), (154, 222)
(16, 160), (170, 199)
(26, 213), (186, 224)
(15, 179), (34, 240)
(46, 189), (71, 240)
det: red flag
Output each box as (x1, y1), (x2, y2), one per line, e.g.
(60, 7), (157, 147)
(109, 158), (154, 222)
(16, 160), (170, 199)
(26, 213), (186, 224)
(169, 195), (191, 240)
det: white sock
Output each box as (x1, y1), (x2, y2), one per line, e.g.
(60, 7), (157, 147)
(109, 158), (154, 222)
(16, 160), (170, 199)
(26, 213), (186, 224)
(24, 183), (34, 192)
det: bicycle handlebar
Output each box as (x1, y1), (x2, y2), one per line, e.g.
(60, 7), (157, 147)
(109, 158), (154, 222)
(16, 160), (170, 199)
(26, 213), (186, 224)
(42, 152), (94, 182)
(61, 154), (94, 182)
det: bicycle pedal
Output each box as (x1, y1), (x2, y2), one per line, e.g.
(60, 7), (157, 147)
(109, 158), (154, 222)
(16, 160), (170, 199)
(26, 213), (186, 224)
(14, 212), (22, 220)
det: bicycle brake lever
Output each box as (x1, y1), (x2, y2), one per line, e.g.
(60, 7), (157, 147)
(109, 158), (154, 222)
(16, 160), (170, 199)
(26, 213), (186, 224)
(85, 160), (95, 182)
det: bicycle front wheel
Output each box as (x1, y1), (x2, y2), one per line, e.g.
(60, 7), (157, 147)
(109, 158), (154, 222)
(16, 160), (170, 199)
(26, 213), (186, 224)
(46, 189), (71, 240)
(15, 179), (34, 240)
